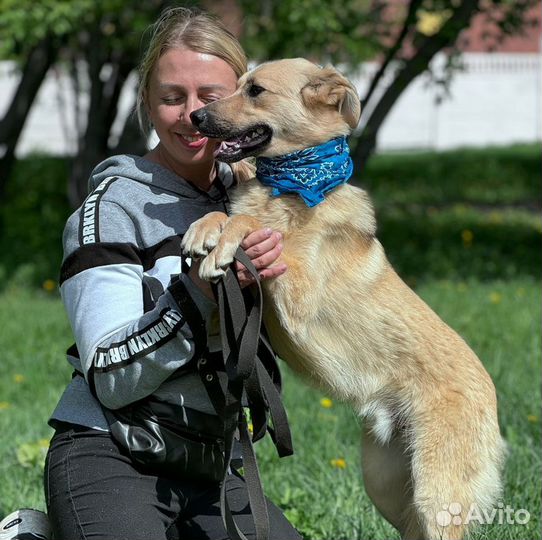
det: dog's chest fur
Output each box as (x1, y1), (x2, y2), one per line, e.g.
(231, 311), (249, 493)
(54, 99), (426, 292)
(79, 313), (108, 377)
(228, 180), (404, 405)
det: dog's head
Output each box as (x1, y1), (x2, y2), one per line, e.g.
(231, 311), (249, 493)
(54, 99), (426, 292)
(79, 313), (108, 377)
(190, 58), (361, 162)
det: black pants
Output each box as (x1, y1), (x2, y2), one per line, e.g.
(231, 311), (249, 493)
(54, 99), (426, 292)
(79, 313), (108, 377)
(44, 423), (301, 540)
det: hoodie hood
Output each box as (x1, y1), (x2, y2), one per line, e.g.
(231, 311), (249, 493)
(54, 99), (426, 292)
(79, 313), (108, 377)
(89, 154), (235, 201)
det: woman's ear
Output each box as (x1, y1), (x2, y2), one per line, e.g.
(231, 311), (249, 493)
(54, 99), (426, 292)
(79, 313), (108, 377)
(301, 65), (361, 129)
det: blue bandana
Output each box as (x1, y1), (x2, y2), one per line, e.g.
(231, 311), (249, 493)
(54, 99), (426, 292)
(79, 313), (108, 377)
(255, 136), (353, 207)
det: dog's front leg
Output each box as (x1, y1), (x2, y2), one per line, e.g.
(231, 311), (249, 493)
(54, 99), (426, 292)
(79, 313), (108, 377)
(181, 211), (229, 259)
(198, 215), (262, 281)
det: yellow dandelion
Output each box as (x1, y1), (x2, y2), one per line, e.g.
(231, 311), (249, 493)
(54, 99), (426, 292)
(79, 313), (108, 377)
(0, 402), (11, 411)
(320, 397), (333, 409)
(527, 415), (538, 423)
(489, 292), (502, 304)
(330, 458), (347, 469)
(42, 279), (57, 292)
(247, 422), (253, 435)
(461, 229), (474, 247)
(14, 374), (25, 383)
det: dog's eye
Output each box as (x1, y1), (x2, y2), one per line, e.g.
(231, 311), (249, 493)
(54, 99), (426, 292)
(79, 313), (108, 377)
(247, 84), (265, 98)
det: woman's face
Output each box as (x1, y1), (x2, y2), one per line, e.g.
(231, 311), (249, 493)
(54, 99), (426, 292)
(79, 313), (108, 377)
(146, 47), (238, 183)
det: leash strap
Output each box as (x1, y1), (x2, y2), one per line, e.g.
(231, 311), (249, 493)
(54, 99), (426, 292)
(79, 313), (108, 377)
(200, 247), (293, 540)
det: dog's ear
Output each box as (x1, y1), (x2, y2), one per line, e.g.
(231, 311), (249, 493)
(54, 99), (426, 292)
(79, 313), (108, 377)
(301, 66), (361, 129)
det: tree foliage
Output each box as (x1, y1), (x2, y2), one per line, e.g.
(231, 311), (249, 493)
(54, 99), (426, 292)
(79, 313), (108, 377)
(0, 0), (173, 204)
(0, 0), (539, 207)
(239, 0), (380, 64)
(0, 0), (94, 58)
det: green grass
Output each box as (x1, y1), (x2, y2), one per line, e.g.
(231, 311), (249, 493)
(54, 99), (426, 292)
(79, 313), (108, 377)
(0, 278), (540, 539)
(358, 145), (542, 283)
(0, 287), (72, 518)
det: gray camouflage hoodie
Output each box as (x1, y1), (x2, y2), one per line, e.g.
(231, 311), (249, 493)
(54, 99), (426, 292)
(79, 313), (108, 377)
(50, 154), (235, 431)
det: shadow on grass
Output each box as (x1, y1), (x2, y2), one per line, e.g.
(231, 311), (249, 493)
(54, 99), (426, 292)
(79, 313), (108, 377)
(378, 205), (541, 283)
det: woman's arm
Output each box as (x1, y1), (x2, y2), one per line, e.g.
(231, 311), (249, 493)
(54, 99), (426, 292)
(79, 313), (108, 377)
(60, 201), (215, 410)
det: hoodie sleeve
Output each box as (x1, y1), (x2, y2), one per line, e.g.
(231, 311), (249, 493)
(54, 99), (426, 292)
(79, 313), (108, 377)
(59, 180), (216, 410)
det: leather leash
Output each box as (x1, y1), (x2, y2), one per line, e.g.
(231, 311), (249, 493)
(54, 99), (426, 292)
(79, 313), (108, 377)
(199, 247), (294, 540)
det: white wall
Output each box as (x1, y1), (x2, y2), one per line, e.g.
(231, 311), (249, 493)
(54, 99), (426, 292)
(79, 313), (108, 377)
(0, 52), (540, 158)
(361, 53), (542, 151)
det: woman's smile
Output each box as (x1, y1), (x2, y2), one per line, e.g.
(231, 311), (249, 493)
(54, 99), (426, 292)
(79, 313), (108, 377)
(174, 131), (208, 149)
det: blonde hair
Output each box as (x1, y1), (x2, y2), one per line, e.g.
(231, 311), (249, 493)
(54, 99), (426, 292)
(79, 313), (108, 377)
(137, 7), (247, 136)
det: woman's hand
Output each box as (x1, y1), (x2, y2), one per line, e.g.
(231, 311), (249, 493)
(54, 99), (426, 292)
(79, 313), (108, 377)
(236, 228), (287, 287)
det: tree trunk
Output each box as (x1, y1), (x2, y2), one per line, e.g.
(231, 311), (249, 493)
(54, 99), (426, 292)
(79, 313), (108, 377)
(0, 35), (56, 197)
(68, 31), (136, 208)
(113, 98), (149, 157)
(352, 0), (480, 174)
(360, 0), (424, 111)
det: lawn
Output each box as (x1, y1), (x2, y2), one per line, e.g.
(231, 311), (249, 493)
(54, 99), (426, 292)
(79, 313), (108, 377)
(0, 144), (540, 539)
(0, 278), (540, 539)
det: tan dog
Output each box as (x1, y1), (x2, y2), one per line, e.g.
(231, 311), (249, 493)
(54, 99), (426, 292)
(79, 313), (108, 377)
(182, 58), (506, 540)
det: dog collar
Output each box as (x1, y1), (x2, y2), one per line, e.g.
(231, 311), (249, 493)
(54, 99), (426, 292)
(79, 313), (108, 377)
(255, 136), (353, 207)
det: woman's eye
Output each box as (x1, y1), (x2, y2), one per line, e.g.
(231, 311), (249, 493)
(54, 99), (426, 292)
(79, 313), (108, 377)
(247, 84), (265, 98)
(161, 97), (182, 105)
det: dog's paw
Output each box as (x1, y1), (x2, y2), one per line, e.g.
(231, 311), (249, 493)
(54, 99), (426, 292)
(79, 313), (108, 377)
(199, 253), (227, 282)
(181, 213), (227, 258)
(198, 240), (240, 282)
(181, 227), (219, 258)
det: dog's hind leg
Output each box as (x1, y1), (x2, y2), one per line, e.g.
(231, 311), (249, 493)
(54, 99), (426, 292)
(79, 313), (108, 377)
(361, 425), (425, 539)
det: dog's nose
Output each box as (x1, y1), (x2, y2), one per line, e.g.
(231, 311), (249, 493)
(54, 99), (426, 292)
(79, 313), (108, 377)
(190, 108), (207, 127)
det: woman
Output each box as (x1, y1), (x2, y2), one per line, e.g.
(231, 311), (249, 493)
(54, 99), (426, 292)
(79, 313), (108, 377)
(44, 7), (300, 540)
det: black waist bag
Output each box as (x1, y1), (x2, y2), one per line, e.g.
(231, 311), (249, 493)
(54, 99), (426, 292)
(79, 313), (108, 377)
(104, 397), (225, 483)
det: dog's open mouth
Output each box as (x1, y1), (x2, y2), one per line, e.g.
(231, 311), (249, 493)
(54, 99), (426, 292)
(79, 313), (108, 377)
(212, 125), (272, 162)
